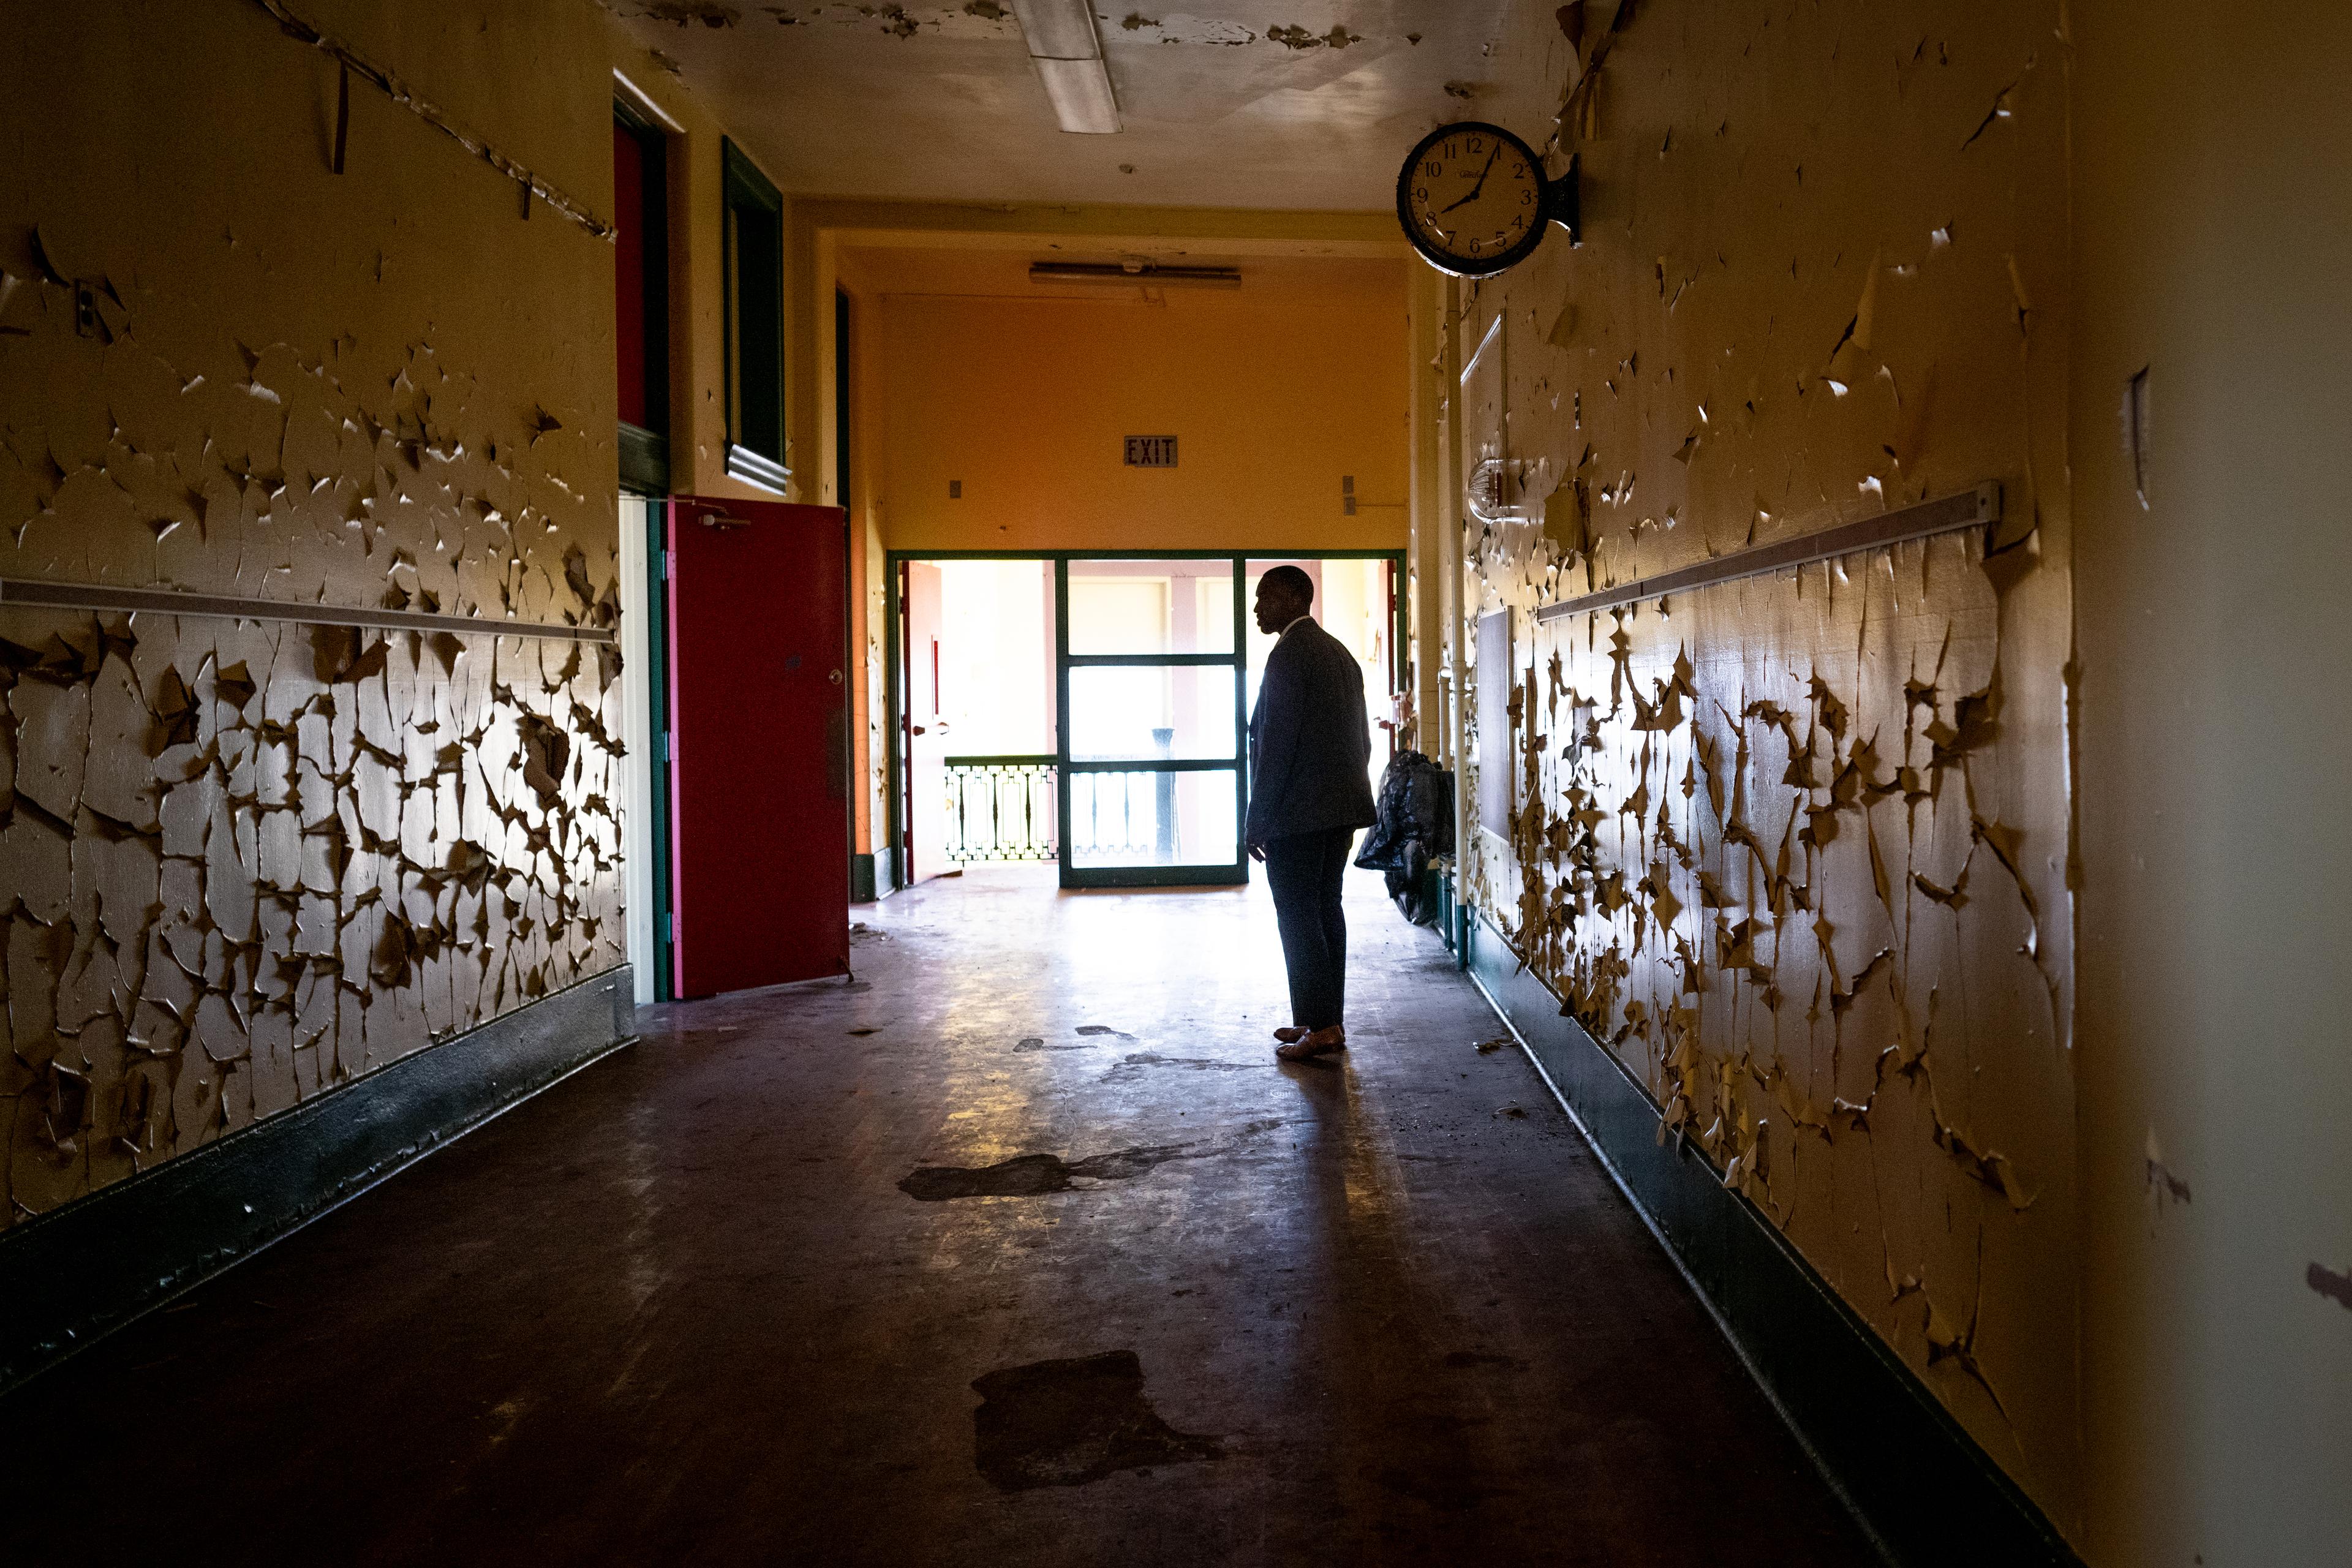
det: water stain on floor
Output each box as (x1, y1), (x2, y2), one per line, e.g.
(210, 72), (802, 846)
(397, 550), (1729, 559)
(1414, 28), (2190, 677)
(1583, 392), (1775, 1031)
(899, 1121), (1286, 1200)
(1013, 1036), (1093, 1053)
(970, 1350), (1223, 1491)
(898, 1144), (1195, 1200)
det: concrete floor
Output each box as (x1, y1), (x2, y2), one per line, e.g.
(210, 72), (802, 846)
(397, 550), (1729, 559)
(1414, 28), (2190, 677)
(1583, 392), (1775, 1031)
(2, 865), (1876, 1565)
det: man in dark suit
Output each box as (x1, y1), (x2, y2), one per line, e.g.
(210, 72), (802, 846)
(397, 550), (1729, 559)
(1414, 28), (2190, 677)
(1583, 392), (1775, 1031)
(1245, 565), (1378, 1063)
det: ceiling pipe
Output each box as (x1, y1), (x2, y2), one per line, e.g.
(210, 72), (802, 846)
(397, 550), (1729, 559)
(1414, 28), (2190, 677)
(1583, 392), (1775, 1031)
(1016, 0), (1120, 134)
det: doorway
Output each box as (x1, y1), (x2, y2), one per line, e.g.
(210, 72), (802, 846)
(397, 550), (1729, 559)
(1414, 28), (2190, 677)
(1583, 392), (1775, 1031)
(889, 551), (1404, 892)
(897, 559), (1058, 885)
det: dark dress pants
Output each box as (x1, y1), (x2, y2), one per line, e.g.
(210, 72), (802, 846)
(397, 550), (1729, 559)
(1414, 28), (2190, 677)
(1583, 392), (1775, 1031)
(1262, 826), (1354, 1031)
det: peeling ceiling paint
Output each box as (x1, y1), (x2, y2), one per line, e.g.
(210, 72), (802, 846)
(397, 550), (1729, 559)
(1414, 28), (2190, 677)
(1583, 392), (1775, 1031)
(601, 1), (1513, 209)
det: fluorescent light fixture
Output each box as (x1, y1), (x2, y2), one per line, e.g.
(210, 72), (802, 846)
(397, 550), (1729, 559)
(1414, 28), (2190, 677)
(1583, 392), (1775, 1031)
(1030, 57), (1120, 135)
(1017, 0), (1120, 134)
(1029, 262), (1242, 288)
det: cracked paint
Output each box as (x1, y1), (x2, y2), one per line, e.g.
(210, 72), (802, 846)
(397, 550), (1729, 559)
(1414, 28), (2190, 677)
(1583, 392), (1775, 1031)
(1, 2), (626, 1231)
(1448, 0), (2080, 1529)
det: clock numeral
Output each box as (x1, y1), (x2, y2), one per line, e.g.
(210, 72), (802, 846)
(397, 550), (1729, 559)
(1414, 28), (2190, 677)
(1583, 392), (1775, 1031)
(1422, 159), (1442, 176)
(1467, 136), (1484, 153)
(1521, 189), (1535, 205)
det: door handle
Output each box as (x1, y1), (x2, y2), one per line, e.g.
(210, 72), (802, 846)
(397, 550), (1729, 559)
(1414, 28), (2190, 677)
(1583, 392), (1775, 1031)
(911, 725), (927, 736)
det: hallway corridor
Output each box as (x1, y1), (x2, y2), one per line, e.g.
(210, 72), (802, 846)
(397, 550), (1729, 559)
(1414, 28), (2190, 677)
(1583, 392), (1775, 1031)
(3, 871), (1867, 1565)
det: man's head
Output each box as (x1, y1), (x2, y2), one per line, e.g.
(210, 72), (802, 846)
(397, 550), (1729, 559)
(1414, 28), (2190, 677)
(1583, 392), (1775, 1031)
(1253, 565), (1314, 635)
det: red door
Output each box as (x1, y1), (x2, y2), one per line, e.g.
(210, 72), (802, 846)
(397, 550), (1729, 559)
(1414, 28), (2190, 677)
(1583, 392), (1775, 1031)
(668, 497), (850, 996)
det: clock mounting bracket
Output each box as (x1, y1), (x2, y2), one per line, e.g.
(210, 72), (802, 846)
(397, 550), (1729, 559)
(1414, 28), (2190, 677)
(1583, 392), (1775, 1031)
(1544, 151), (1582, 246)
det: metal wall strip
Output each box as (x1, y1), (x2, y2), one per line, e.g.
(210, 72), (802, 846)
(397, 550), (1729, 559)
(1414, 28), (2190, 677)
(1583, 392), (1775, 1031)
(1534, 483), (2001, 624)
(0, 579), (618, 644)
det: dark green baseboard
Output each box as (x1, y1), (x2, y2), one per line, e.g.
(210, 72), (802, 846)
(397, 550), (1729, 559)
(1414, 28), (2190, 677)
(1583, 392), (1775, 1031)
(0, 967), (636, 1395)
(851, 850), (897, 903)
(1462, 913), (2079, 1568)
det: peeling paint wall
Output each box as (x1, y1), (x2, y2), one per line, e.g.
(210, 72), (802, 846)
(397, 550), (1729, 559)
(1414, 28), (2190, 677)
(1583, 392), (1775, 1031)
(1451, 0), (2079, 1529)
(0, 1), (629, 1227)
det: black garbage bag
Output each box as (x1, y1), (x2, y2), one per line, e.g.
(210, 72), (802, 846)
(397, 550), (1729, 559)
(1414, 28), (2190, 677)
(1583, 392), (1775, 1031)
(1354, 750), (1455, 925)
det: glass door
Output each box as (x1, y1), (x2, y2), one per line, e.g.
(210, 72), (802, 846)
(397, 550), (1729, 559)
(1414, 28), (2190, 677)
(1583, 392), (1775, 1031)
(1057, 557), (1246, 887)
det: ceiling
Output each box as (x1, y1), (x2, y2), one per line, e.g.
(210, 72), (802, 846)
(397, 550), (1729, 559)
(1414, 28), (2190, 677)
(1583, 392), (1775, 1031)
(605, 1), (1526, 211)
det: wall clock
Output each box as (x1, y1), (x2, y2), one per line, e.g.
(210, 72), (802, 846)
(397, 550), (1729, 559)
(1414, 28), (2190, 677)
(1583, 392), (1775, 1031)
(1395, 121), (1579, 277)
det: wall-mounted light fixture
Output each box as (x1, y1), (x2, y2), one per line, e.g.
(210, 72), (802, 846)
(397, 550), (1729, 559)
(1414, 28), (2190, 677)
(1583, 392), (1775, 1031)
(1029, 262), (1240, 288)
(1017, 0), (1120, 134)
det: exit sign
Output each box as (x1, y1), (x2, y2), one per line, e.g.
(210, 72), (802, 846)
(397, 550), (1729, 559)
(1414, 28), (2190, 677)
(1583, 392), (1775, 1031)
(1124, 435), (1178, 467)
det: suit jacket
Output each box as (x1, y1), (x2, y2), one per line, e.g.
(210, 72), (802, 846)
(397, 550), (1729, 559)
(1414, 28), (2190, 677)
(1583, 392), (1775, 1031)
(1246, 619), (1378, 843)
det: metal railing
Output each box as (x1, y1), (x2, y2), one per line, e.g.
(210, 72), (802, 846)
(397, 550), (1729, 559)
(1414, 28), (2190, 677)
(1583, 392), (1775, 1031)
(1069, 727), (1191, 862)
(1066, 766), (1181, 861)
(942, 755), (1058, 865)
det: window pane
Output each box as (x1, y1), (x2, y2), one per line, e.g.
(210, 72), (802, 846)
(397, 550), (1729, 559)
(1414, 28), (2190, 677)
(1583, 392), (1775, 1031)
(1067, 559), (1234, 655)
(733, 205), (782, 461)
(1069, 666), (1238, 761)
(1247, 558), (1392, 797)
(614, 120), (650, 430)
(1068, 768), (1239, 869)
(722, 141), (784, 466)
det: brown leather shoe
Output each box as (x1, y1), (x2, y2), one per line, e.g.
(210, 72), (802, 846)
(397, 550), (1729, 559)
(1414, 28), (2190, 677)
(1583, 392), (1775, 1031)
(1275, 1025), (1347, 1061)
(1273, 1026), (1310, 1044)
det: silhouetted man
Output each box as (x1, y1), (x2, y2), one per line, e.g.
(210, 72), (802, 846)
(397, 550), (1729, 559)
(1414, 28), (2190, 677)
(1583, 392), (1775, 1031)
(1245, 565), (1377, 1062)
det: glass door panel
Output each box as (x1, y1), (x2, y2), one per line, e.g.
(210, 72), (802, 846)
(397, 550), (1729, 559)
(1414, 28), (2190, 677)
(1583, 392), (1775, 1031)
(1066, 767), (1241, 870)
(1068, 665), (1241, 761)
(1067, 558), (1236, 655)
(1058, 556), (1246, 886)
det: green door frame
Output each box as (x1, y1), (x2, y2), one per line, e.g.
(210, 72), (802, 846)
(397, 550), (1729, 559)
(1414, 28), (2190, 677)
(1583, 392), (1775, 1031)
(881, 548), (1407, 894)
(635, 494), (676, 1000)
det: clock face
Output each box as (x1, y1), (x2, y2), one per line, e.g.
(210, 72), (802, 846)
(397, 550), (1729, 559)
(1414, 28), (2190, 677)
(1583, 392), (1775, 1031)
(1395, 122), (1549, 277)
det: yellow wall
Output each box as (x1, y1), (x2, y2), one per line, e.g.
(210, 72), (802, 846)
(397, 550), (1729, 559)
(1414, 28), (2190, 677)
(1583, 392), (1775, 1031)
(818, 222), (1411, 865)
(865, 286), (1407, 555)
(608, 30), (789, 506)
(0, 0), (684, 1224)
(2070, 5), (2352, 1561)
(1454, 0), (2081, 1531)
(0, 0), (820, 1221)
